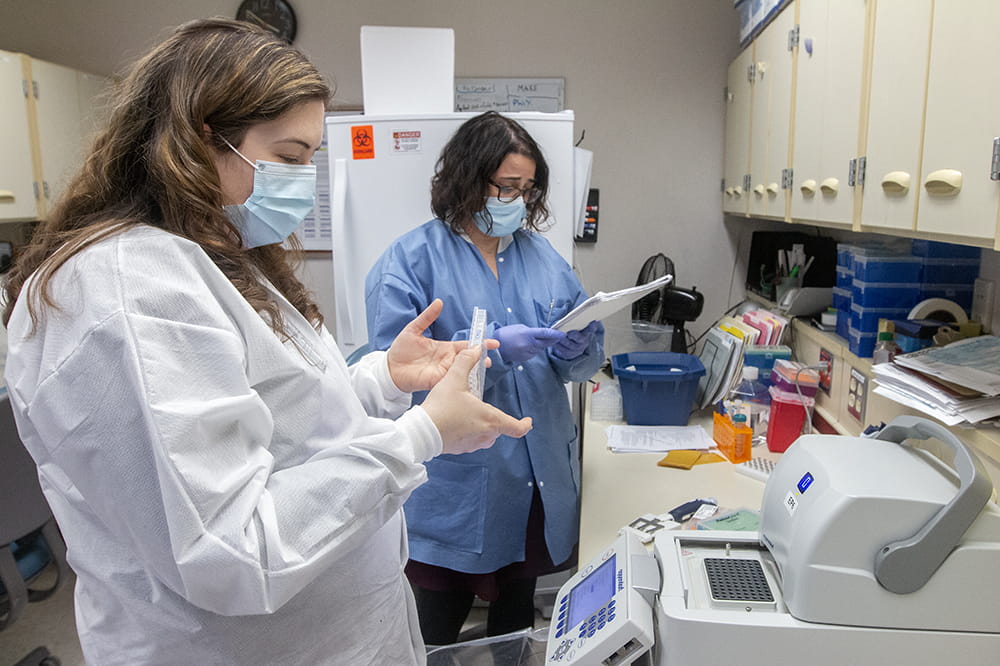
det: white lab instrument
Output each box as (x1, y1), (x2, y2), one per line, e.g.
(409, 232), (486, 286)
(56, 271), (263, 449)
(468, 306), (487, 399)
(547, 416), (1000, 665)
(545, 530), (658, 666)
(326, 111), (581, 358)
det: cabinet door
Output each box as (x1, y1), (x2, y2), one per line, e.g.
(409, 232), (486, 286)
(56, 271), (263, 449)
(859, 0), (931, 232)
(0, 51), (39, 222)
(790, 0), (868, 226)
(917, 0), (1000, 243)
(723, 45), (754, 216)
(748, 6), (795, 220)
(31, 58), (86, 216)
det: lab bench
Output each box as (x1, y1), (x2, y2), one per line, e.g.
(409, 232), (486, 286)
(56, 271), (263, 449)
(577, 402), (781, 566)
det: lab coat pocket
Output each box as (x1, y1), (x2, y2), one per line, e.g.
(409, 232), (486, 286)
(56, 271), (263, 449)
(407, 458), (487, 554)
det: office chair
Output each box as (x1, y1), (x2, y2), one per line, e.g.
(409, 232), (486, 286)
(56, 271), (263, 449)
(0, 393), (69, 666)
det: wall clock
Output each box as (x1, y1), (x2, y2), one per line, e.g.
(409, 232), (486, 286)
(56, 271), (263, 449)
(236, 0), (297, 43)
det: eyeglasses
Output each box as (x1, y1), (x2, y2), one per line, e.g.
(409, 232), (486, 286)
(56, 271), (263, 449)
(489, 180), (542, 204)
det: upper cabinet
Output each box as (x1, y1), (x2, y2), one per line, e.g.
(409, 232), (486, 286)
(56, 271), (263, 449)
(858, 0), (931, 232)
(724, 0), (1000, 250)
(912, 0), (1000, 243)
(723, 45), (755, 216)
(0, 51), (108, 223)
(748, 6), (795, 220)
(790, 0), (868, 226)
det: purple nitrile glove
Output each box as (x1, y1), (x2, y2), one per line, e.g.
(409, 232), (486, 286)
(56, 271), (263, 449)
(552, 320), (602, 360)
(495, 324), (567, 363)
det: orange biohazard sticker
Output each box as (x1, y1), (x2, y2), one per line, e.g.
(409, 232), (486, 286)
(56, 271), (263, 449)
(351, 125), (375, 160)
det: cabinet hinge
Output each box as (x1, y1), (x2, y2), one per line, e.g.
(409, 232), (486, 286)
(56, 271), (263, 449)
(743, 174), (752, 192)
(43, 181), (51, 199)
(781, 168), (793, 190)
(857, 157), (867, 186)
(33, 182), (40, 199)
(22, 79), (29, 98)
(991, 137), (1000, 181)
(848, 159), (857, 187)
(32, 80), (38, 99)
(721, 178), (726, 193)
(788, 25), (800, 51)
(747, 63), (756, 83)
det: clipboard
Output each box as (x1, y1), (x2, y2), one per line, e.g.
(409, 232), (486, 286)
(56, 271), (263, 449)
(552, 274), (672, 332)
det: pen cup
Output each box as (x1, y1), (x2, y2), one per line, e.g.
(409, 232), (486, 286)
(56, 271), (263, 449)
(775, 276), (802, 304)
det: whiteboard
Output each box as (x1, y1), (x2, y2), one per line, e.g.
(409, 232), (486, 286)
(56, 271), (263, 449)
(455, 78), (565, 113)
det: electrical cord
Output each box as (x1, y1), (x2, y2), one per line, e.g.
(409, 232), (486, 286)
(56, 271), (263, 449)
(792, 363), (828, 436)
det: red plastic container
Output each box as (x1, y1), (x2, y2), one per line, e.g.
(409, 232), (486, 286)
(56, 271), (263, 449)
(766, 387), (815, 453)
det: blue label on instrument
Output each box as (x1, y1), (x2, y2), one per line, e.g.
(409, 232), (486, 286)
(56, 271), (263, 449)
(797, 472), (814, 493)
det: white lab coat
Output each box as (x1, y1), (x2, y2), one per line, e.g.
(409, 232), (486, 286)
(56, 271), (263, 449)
(5, 225), (438, 665)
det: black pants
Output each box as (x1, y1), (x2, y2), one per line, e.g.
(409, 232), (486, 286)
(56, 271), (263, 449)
(412, 576), (538, 646)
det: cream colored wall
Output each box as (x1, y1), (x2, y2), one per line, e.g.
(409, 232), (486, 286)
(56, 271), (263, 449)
(0, 0), (742, 334)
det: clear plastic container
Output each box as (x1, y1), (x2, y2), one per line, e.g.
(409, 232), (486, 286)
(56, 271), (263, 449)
(589, 380), (623, 422)
(730, 366), (771, 439)
(771, 359), (820, 397)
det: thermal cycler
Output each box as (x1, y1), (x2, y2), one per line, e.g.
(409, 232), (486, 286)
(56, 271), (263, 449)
(545, 416), (1000, 665)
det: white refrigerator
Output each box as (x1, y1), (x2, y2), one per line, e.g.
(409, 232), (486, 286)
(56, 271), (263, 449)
(325, 110), (579, 358)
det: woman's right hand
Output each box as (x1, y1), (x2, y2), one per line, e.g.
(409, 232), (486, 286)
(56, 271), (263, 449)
(420, 346), (533, 455)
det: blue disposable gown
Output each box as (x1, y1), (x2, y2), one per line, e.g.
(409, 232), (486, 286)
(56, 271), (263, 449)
(365, 219), (604, 573)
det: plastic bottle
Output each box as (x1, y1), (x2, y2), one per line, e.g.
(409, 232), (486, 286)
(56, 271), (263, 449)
(730, 366), (771, 439)
(872, 331), (899, 365)
(728, 413), (753, 463)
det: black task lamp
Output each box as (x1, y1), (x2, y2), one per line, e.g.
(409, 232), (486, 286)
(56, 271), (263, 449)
(631, 253), (704, 353)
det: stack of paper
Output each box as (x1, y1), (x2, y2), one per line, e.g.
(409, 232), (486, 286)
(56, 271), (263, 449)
(872, 335), (1000, 426)
(605, 424), (714, 453)
(553, 274), (672, 332)
(695, 326), (744, 409)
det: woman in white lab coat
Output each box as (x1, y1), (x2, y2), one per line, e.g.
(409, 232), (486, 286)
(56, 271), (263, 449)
(1, 18), (530, 665)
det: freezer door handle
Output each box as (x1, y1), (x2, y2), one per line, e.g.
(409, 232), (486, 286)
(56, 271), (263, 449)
(331, 158), (356, 345)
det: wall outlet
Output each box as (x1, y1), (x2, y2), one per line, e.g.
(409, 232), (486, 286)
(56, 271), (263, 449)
(972, 278), (996, 332)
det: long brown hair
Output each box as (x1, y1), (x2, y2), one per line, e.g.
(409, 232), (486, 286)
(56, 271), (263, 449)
(3, 18), (332, 336)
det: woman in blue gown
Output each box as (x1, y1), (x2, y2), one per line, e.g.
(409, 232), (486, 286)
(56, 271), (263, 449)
(365, 111), (604, 644)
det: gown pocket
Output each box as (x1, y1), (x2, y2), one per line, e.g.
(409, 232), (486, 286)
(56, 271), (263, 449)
(406, 458), (488, 554)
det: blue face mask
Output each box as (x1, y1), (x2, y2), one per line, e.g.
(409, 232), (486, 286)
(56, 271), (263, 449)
(473, 197), (526, 237)
(220, 137), (317, 248)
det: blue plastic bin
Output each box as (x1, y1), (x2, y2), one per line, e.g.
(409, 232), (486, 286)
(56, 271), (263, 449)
(852, 255), (922, 283)
(835, 266), (853, 289)
(836, 309), (850, 339)
(911, 239), (981, 259)
(850, 303), (911, 334)
(919, 283), (974, 311)
(832, 286), (851, 311)
(920, 258), (980, 284)
(848, 327), (877, 358)
(611, 352), (705, 426)
(852, 279), (921, 308)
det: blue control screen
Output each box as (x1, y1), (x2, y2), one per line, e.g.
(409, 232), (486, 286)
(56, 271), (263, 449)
(568, 555), (617, 628)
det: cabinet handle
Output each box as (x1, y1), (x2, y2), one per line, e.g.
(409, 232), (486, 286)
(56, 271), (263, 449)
(800, 179), (817, 196)
(820, 177), (839, 195)
(923, 169), (962, 196)
(880, 171), (911, 194)
(753, 184), (765, 197)
(725, 187), (734, 198)
(733, 186), (743, 197)
(0, 190), (15, 203)
(766, 182), (779, 195)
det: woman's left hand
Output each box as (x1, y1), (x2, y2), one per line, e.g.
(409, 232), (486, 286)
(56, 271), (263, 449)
(387, 299), (496, 393)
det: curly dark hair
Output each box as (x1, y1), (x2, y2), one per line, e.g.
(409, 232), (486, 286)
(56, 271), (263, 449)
(3, 18), (332, 335)
(430, 111), (550, 234)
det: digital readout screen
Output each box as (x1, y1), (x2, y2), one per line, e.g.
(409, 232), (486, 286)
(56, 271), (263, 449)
(567, 554), (617, 628)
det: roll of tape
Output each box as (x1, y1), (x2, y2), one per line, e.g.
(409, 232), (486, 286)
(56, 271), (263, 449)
(907, 298), (968, 324)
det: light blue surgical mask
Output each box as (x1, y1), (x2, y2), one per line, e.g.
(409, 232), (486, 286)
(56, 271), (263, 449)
(473, 197), (526, 237)
(220, 136), (317, 248)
